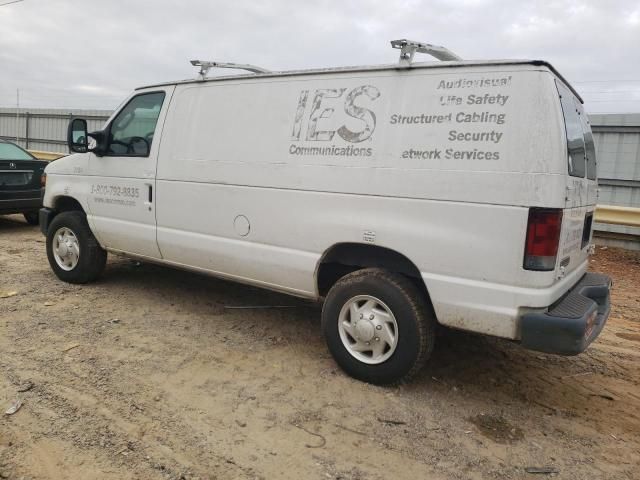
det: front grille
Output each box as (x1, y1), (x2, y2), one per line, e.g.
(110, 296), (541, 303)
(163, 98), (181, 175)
(0, 171), (33, 187)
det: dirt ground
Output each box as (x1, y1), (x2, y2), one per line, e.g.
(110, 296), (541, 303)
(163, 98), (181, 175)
(1, 214), (639, 480)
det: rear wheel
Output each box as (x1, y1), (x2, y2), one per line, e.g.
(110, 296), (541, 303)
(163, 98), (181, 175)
(321, 268), (435, 385)
(46, 211), (107, 284)
(23, 212), (39, 225)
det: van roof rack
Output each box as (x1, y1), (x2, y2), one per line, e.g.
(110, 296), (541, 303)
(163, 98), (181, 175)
(391, 39), (462, 66)
(190, 60), (271, 79)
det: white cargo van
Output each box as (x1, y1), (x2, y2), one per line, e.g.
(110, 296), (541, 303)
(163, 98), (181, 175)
(40, 40), (611, 384)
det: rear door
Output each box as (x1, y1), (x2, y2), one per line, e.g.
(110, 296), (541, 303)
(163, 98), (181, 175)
(555, 80), (597, 278)
(86, 87), (174, 258)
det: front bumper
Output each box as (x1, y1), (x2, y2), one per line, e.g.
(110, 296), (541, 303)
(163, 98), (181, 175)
(520, 272), (612, 355)
(39, 207), (56, 236)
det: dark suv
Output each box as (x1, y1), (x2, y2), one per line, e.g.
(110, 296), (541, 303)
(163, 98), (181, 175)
(0, 140), (48, 225)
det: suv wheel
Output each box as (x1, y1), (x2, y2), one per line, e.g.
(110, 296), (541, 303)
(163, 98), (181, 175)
(46, 211), (107, 284)
(23, 212), (39, 225)
(321, 268), (435, 385)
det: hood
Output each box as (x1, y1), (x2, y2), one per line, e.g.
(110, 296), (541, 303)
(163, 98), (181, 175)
(45, 152), (90, 175)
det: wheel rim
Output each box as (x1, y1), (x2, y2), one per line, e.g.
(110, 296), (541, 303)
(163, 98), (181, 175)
(52, 227), (80, 271)
(338, 295), (399, 365)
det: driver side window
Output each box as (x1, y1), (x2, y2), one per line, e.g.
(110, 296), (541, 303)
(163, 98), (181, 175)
(107, 92), (166, 156)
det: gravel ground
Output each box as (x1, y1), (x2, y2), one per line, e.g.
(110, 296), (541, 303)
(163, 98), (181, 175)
(1, 214), (639, 480)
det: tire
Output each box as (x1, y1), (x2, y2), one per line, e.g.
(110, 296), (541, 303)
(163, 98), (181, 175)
(321, 268), (435, 385)
(46, 211), (107, 284)
(23, 211), (39, 225)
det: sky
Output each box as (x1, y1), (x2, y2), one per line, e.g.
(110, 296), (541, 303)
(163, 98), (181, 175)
(1, 0), (639, 113)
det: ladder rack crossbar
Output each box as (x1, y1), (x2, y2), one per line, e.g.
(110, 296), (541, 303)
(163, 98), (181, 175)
(190, 60), (271, 79)
(391, 39), (462, 65)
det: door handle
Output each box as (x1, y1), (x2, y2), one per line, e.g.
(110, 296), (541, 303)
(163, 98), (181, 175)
(144, 183), (153, 210)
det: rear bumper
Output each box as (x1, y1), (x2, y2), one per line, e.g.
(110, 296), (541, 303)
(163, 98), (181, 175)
(520, 273), (612, 355)
(0, 196), (41, 214)
(422, 263), (589, 339)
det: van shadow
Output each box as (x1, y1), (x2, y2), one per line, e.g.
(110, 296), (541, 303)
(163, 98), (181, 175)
(409, 325), (601, 416)
(419, 327), (520, 386)
(0, 215), (36, 233)
(102, 256), (319, 314)
(101, 258), (594, 413)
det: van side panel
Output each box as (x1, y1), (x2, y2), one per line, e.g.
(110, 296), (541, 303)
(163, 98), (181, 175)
(157, 68), (565, 205)
(155, 66), (567, 338)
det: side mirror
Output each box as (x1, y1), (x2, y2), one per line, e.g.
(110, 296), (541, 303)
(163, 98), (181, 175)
(67, 118), (108, 156)
(67, 118), (88, 153)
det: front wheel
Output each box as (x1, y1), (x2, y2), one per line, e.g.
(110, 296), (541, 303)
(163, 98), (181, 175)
(321, 268), (435, 385)
(46, 211), (107, 284)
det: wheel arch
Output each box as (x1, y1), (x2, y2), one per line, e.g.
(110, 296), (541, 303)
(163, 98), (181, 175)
(51, 195), (85, 214)
(41, 196), (87, 236)
(316, 243), (431, 303)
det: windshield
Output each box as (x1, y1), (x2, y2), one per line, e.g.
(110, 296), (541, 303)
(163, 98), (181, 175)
(0, 142), (35, 161)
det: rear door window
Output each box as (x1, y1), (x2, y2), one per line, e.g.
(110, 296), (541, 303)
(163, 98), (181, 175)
(556, 81), (586, 178)
(580, 112), (597, 180)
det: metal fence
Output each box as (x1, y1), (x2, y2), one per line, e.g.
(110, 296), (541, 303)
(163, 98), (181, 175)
(590, 114), (640, 247)
(0, 107), (638, 246)
(0, 108), (112, 153)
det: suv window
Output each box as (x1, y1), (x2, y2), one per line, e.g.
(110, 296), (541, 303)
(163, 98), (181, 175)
(557, 81), (586, 178)
(107, 92), (165, 156)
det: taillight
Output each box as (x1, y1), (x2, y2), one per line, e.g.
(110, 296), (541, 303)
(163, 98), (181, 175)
(41, 172), (46, 188)
(523, 208), (563, 271)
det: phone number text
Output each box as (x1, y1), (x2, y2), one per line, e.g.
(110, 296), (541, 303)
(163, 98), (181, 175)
(90, 184), (140, 198)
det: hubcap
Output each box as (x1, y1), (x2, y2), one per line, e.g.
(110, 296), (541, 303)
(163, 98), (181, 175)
(52, 227), (80, 271)
(338, 295), (399, 365)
